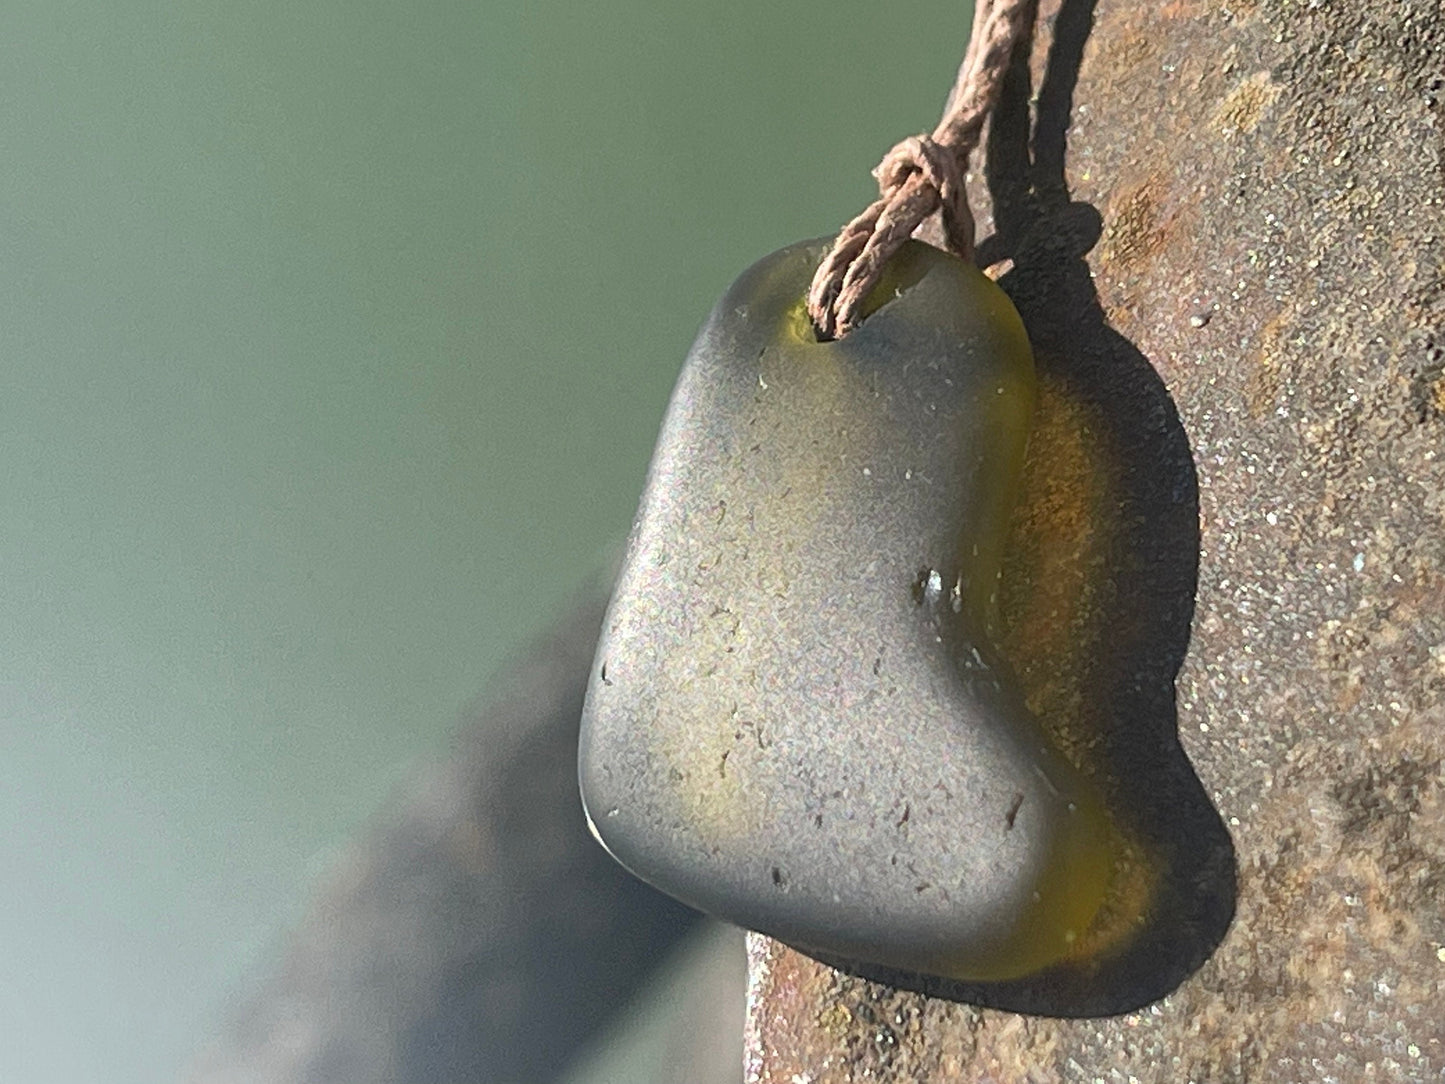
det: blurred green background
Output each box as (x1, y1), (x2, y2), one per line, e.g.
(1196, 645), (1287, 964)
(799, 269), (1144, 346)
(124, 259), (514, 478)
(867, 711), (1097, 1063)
(0, 1), (970, 1080)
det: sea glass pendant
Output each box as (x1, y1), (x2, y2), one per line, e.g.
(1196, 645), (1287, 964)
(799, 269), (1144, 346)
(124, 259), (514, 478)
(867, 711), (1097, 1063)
(578, 238), (1117, 982)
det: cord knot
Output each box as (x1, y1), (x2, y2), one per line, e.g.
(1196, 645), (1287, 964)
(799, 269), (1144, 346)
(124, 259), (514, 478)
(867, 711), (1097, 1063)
(806, 0), (1033, 340)
(874, 134), (974, 260)
(804, 135), (975, 341)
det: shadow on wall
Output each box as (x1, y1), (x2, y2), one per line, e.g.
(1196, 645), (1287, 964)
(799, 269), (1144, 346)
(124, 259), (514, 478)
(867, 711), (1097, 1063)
(827, 0), (1237, 1016)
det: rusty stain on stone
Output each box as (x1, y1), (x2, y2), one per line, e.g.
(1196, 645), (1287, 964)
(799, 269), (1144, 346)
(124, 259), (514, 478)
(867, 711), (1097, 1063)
(1100, 178), (1169, 269)
(1212, 71), (1282, 136)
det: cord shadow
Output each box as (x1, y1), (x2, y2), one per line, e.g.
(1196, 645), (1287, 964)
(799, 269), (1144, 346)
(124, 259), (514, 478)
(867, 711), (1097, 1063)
(826, 0), (1237, 1016)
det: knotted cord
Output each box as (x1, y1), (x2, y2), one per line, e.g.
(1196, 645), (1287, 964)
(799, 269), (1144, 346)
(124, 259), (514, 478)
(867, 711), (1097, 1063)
(807, 0), (1038, 340)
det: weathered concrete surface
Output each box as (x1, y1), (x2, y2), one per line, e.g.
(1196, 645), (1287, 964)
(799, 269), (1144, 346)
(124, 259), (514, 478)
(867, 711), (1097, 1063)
(748, 0), (1445, 1079)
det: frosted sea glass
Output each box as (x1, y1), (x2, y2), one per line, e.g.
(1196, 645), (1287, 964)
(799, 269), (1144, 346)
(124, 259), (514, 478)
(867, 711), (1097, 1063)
(579, 239), (1117, 982)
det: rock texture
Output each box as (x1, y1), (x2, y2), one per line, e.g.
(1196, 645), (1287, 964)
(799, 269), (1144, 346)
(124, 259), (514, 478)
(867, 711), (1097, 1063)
(747, 0), (1445, 1080)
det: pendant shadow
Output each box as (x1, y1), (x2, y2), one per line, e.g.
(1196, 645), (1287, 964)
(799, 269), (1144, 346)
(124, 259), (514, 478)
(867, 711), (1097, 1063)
(821, 0), (1236, 1016)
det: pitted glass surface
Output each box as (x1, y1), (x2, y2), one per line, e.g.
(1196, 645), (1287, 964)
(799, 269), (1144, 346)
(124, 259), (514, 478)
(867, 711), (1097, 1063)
(579, 240), (1118, 982)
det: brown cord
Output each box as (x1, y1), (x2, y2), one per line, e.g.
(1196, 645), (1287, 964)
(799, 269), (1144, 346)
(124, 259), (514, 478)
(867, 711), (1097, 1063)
(807, 0), (1038, 340)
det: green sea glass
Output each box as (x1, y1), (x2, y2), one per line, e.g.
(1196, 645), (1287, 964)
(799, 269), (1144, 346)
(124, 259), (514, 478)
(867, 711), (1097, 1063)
(578, 239), (1117, 982)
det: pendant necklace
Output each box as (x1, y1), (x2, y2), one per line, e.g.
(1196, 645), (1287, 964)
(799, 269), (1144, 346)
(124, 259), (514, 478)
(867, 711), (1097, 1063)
(578, 0), (1127, 990)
